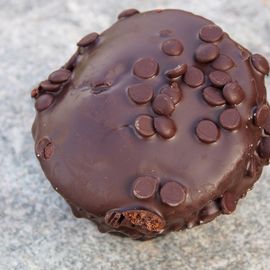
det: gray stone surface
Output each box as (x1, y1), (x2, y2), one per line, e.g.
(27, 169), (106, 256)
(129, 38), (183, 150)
(0, 0), (270, 269)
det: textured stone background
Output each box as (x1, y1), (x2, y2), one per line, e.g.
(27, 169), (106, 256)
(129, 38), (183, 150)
(0, 0), (270, 269)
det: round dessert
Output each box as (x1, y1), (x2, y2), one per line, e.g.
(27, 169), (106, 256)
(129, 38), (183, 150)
(31, 9), (270, 240)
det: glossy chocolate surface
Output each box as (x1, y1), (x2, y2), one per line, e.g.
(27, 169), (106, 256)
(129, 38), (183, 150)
(32, 9), (269, 240)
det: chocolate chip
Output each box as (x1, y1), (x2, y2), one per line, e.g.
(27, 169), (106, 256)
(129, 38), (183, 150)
(160, 82), (182, 105)
(134, 115), (155, 137)
(36, 137), (54, 159)
(31, 88), (38, 98)
(35, 94), (54, 112)
(128, 84), (154, 104)
(199, 201), (220, 223)
(195, 44), (219, 63)
(263, 114), (270, 135)
(118, 9), (140, 19)
(223, 82), (245, 105)
(162, 39), (183, 56)
(183, 66), (205, 88)
(254, 104), (270, 127)
(165, 64), (187, 79)
(160, 181), (186, 207)
(196, 120), (220, 143)
(202, 86), (226, 106)
(64, 52), (78, 70)
(246, 157), (258, 177)
(240, 50), (250, 61)
(199, 24), (223, 43)
(48, 69), (71, 84)
(152, 94), (175, 116)
(40, 80), (61, 92)
(209, 71), (231, 87)
(221, 192), (237, 214)
(133, 176), (158, 199)
(251, 54), (270, 75)
(257, 137), (270, 159)
(211, 54), (234, 71)
(154, 117), (176, 139)
(159, 29), (172, 37)
(77, 32), (99, 47)
(133, 58), (159, 79)
(219, 108), (241, 130)
(186, 217), (198, 229)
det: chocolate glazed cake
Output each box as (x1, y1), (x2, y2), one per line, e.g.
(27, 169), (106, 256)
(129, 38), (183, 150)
(31, 9), (270, 240)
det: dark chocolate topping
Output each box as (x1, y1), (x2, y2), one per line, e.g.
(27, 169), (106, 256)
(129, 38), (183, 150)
(32, 9), (269, 240)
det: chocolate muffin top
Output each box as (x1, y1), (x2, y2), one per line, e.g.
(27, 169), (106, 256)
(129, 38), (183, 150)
(32, 9), (270, 240)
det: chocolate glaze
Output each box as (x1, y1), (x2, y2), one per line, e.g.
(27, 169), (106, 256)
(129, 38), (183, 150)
(32, 9), (270, 240)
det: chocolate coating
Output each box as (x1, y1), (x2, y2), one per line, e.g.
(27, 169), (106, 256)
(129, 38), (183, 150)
(32, 9), (269, 240)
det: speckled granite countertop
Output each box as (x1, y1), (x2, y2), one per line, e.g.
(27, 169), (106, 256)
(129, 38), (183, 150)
(0, 0), (270, 269)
